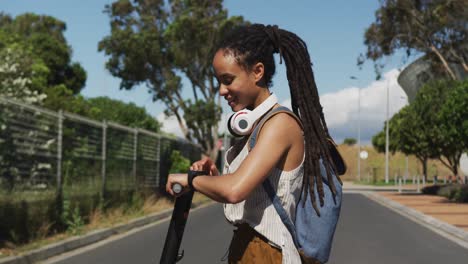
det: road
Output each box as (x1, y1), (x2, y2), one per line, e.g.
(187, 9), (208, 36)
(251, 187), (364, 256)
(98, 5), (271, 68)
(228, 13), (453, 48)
(45, 193), (468, 264)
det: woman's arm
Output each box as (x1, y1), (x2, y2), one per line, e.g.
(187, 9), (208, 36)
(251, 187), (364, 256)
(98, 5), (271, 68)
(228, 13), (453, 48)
(166, 113), (303, 203)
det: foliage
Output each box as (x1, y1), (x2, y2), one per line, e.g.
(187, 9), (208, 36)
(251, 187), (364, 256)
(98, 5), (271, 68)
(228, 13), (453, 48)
(359, 0), (467, 80)
(436, 80), (468, 176)
(438, 184), (468, 203)
(0, 46), (47, 104)
(372, 79), (467, 179)
(99, 0), (247, 159)
(412, 79), (466, 176)
(0, 12), (87, 94)
(40, 85), (89, 114)
(61, 199), (85, 235)
(169, 150), (190, 173)
(372, 105), (435, 179)
(453, 185), (468, 203)
(421, 184), (445, 195)
(342, 138), (357, 146)
(86, 97), (161, 132)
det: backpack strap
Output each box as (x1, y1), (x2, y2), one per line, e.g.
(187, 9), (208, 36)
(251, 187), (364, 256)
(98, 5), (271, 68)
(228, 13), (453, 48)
(247, 106), (303, 152)
(247, 106), (301, 248)
(263, 178), (300, 248)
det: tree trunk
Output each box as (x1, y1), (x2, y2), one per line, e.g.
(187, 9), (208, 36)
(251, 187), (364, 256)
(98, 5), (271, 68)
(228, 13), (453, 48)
(431, 45), (457, 80)
(422, 157), (428, 182)
(451, 155), (460, 182)
(430, 45), (458, 80)
(210, 126), (219, 162)
(452, 163), (459, 182)
(449, 48), (468, 73)
(438, 153), (461, 181)
(462, 62), (468, 73)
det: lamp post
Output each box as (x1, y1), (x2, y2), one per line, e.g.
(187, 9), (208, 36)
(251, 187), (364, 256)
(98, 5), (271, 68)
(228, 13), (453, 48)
(400, 95), (409, 183)
(350, 76), (361, 181)
(385, 79), (390, 184)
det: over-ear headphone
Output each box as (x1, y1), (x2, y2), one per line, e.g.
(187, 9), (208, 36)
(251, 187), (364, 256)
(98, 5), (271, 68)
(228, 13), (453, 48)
(227, 93), (278, 137)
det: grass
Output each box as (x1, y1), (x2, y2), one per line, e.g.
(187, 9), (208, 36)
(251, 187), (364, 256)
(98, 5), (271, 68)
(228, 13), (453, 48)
(0, 192), (211, 258)
(337, 144), (453, 184)
(353, 179), (399, 186)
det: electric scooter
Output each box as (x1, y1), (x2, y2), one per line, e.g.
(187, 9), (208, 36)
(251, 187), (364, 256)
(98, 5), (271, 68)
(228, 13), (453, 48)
(159, 170), (206, 264)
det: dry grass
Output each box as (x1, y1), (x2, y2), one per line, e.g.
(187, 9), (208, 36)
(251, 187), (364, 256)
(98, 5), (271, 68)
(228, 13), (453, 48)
(338, 144), (453, 182)
(35, 222), (54, 241)
(0, 192), (212, 258)
(142, 194), (172, 214)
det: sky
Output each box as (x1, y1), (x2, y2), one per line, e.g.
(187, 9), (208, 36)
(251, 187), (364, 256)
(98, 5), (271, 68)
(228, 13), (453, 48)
(1, 0), (413, 144)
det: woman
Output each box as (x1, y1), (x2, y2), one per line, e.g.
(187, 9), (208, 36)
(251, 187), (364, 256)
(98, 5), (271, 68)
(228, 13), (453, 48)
(166, 24), (340, 264)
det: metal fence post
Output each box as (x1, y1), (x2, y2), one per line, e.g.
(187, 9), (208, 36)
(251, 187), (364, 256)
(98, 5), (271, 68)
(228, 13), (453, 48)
(398, 177), (402, 193)
(101, 120), (107, 199)
(417, 175), (420, 193)
(133, 128), (138, 186)
(57, 110), (63, 193)
(157, 136), (161, 188)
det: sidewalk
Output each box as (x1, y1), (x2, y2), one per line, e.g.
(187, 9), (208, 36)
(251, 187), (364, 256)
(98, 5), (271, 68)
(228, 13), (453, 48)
(343, 181), (468, 249)
(379, 192), (468, 232)
(343, 181), (419, 192)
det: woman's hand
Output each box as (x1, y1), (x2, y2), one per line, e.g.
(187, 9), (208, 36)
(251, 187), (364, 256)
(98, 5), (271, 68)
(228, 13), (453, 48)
(190, 157), (220, 176)
(165, 173), (190, 197)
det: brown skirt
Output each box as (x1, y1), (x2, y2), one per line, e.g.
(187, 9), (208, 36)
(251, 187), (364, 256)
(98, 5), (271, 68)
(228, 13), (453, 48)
(228, 223), (282, 264)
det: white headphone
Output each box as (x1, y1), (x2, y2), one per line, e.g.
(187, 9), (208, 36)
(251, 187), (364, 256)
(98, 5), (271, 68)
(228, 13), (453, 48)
(227, 93), (278, 137)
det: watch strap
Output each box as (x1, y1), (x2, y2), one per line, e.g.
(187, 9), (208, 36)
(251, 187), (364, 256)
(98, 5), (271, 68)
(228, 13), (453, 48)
(187, 170), (205, 191)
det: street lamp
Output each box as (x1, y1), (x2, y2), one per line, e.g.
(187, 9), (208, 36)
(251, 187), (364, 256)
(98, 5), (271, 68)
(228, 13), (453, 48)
(350, 76), (361, 182)
(385, 79), (390, 184)
(400, 95), (409, 182)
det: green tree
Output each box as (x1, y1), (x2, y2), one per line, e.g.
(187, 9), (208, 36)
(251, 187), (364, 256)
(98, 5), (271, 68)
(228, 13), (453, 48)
(169, 150), (190, 173)
(86, 97), (161, 132)
(343, 138), (357, 146)
(98, 0), (246, 159)
(0, 45), (47, 104)
(411, 79), (453, 177)
(373, 79), (468, 179)
(41, 85), (89, 114)
(0, 12), (87, 95)
(436, 80), (468, 176)
(359, 0), (467, 80)
(372, 106), (437, 180)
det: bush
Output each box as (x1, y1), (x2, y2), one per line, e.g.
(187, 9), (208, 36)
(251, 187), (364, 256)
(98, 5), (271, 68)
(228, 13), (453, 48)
(343, 138), (357, 145)
(437, 184), (459, 200)
(453, 184), (468, 203)
(422, 184), (446, 195)
(437, 184), (468, 203)
(169, 150), (191, 173)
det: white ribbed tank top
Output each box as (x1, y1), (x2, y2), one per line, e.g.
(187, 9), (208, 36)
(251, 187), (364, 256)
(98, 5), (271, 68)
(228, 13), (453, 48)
(223, 140), (304, 264)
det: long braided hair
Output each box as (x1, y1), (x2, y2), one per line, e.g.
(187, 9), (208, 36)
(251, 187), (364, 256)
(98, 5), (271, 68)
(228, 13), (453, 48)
(217, 24), (341, 214)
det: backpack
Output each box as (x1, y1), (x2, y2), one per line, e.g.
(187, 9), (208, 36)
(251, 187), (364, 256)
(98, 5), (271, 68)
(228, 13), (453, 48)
(247, 106), (344, 264)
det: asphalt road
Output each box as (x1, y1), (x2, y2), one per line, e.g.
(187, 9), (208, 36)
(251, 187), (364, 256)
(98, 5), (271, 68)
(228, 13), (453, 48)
(45, 193), (468, 264)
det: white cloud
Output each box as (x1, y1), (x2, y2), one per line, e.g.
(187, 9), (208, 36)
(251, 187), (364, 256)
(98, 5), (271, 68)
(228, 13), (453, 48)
(157, 111), (231, 137)
(157, 113), (185, 138)
(158, 69), (408, 145)
(321, 69), (408, 145)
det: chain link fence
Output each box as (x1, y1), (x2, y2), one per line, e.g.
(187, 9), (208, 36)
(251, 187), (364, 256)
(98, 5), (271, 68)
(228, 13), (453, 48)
(0, 96), (201, 244)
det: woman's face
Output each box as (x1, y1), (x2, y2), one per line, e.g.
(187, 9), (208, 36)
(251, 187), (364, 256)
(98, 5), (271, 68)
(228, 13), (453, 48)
(212, 49), (264, 112)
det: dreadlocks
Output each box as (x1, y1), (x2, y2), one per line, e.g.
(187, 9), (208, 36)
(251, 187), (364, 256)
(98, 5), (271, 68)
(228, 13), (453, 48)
(217, 23), (341, 214)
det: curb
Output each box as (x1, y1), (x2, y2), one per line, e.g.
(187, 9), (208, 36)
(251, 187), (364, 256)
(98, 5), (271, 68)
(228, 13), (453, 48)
(0, 200), (213, 264)
(363, 191), (468, 249)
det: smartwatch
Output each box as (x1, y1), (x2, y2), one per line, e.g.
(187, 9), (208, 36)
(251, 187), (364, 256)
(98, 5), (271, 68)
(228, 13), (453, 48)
(188, 170), (205, 191)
